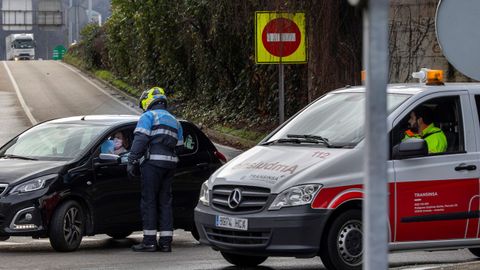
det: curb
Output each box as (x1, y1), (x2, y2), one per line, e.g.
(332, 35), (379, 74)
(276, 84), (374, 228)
(397, 260), (480, 270)
(425, 261), (480, 270)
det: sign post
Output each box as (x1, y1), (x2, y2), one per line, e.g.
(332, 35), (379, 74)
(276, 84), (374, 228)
(349, 0), (389, 269)
(255, 12), (307, 124)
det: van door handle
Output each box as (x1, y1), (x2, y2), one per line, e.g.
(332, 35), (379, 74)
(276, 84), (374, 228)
(455, 164), (477, 171)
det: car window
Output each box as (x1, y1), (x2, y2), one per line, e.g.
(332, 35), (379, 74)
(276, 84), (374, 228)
(97, 127), (134, 156)
(391, 95), (464, 155)
(180, 123), (198, 155)
(0, 123), (108, 161)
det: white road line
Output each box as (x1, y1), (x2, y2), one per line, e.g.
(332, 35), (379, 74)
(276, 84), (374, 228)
(0, 242), (23, 246)
(56, 61), (140, 115)
(2, 61), (37, 125)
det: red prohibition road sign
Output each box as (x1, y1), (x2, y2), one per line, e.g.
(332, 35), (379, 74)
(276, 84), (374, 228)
(261, 18), (301, 58)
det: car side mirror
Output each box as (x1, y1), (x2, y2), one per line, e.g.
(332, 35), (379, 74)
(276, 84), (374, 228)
(392, 138), (428, 160)
(98, 153), (120, 163)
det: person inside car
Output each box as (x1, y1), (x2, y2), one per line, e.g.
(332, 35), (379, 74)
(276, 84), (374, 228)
(403, 106), (447, 153)
(100, 132), (130, 155)
(112, 131), (129, 155)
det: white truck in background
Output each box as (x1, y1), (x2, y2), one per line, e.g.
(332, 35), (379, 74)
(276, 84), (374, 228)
(5, 33), (35, 60)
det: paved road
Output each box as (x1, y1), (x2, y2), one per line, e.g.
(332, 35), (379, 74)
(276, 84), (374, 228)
(0, 60), (478, 269)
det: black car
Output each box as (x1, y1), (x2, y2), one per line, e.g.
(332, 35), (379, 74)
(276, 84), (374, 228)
(0, 115), (226, 251)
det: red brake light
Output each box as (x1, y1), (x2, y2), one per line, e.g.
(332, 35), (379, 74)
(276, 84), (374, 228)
(214, 151), (227, 164)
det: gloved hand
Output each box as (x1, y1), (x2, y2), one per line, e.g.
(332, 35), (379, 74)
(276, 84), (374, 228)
(127, 161), (140, 177)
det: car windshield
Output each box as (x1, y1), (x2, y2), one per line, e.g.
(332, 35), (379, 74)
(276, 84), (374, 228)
(14, 39), (34, 49)
(265, 92), (410, 147)
(0, 123), (108, 161)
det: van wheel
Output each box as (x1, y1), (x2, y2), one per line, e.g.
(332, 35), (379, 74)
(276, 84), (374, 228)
(469, 248), (480, 257)
(320, 209), (362, 270)
(190, 226), (200, 241)
(49, 201), (84, 252)
(107, 231), (132, 239)
(221, 252), (268, 267)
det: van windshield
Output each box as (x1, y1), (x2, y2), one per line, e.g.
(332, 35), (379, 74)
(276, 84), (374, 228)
(0, 123), (108, 161)
(265, 92), (410, 148)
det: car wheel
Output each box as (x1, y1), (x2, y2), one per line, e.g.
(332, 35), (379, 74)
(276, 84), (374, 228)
(0, 236), (9, 241)
(221, 252), (268, 267)
(320, 209), (362, 270)
(190, 226), (200, 241)
(49, 201), (84, 252)
(469, 248), (480, 257)
(107, 231), (132, 239)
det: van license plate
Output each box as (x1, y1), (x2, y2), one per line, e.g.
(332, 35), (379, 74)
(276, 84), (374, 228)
(215, 216), (248, 231)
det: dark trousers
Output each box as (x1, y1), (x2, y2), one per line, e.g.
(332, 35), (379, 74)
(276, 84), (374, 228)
(140, 163), (175, 245)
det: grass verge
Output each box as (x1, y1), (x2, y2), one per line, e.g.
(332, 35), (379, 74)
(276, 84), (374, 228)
(63, 54), (267, 150)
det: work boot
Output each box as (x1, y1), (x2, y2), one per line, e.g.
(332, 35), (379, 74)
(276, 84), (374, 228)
(131, 242), (157, 252)
(158, 244), (171, 253)
(158, 236), (172, 252)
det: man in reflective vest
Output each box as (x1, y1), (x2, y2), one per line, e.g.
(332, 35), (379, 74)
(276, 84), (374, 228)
(404, 106), (447, 153)
(128, 87), (183, 252)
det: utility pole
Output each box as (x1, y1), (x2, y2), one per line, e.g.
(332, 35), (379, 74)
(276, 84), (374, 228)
(68, 0), (73, 44)
(87, 0), (92, 23)
(348, 0), (390, 269)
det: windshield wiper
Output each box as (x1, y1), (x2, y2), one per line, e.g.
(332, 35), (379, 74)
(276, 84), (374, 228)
(261, 138), (297, 145)
(286, 134), (332, 147)
(261, 137), (325, 146)
(1, 154), (38, 161)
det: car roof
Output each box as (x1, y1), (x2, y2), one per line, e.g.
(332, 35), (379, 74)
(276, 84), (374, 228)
(45, 115), (140, 126)
(45, 115), (188, 126)
(332, 83), (480, 95)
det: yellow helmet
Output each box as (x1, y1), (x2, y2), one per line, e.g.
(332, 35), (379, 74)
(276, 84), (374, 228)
(138, 87), (167, 111)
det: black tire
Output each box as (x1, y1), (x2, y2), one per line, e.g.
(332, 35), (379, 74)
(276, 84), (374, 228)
(49, 201), (84, 252)
(469, 248), (480, 257)
(221, 252), (268, 267)
(0, 236), (9, 241)
(320, 209), (362, 270)
(107, 231), (132, 239)
(190, 226), (200, 241)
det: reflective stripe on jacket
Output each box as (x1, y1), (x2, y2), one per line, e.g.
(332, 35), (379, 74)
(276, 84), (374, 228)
(129, 108), (183, 168)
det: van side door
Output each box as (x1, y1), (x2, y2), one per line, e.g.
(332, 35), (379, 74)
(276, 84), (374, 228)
(392, 91), (480, 242)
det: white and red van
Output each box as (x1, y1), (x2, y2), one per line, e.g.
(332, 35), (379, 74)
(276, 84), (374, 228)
(194, 71), (480, 270)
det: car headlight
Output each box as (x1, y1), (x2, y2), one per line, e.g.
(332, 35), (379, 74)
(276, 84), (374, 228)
(9, 174), (58, 194)
(268, 184), (322, 210)
(199, 180), (210, 206)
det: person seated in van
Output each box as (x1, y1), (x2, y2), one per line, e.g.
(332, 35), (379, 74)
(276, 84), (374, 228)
(403, 106), (447, 153)
(101, 132), (130, 155)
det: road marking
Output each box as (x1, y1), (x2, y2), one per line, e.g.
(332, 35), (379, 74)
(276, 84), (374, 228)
(2, 61), (37, 125)
(56, 61), (140, 115)
(0, 242), (23, 246)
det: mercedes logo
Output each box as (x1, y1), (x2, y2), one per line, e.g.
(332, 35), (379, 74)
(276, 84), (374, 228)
(228, 188), (242, 209)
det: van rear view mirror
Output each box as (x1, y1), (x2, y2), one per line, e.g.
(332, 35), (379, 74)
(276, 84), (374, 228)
(392, 138), (428, 160)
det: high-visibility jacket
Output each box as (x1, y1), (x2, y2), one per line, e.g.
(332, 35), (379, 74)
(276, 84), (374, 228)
(421, 123), (447, 154)
(402, 124), (447, 153)
(129, 105), (183, 168)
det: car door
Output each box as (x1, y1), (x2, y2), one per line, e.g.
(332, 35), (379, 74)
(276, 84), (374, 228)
(393, 91), (480, 242)
(173, 122), (214, 226)
(91, 126), (141, 231)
